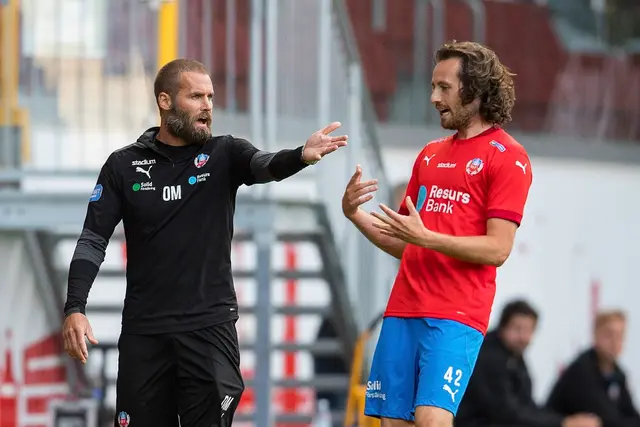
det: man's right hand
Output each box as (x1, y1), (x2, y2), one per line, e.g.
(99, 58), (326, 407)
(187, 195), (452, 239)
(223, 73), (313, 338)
(342, 165), (378, 219)
(62, 313), (99, 364)
(562, 413), (602, 427)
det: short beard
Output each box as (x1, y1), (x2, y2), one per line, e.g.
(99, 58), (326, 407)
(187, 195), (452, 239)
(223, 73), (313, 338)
(441, 103), (478, 131)
(166, 106), (211, 145)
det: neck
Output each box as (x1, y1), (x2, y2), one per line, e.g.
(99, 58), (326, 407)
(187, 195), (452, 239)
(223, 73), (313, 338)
(156, 123), (188, 147)
(457, 119), (493, 140)
(597, 353), (615, 375)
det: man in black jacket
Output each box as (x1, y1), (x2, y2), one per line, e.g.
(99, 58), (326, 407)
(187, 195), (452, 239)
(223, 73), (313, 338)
(456, 300), (600, 427)
(60, 58), (348, 427)
(547, 310), (640, 427)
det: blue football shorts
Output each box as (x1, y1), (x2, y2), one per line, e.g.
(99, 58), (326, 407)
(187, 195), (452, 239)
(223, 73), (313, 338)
(364, 317), (484, 420)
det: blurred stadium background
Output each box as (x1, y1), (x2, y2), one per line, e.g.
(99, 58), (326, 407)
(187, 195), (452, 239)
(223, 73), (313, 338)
(0, 0), (639, 426)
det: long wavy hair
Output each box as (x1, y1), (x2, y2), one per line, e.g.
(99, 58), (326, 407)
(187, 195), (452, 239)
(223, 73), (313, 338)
(435, 41), (516, 126)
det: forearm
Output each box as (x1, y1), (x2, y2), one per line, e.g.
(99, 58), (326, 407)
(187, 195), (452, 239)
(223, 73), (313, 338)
(249, 147), (308, 183)
(349, 209), (406, 259)
(422, 232), (510, 266)
(63, 228), (107, 316)
(64, 259), (98, 316)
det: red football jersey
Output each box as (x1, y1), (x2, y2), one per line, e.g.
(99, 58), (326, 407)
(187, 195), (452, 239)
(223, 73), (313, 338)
(384, 127), (533, 334)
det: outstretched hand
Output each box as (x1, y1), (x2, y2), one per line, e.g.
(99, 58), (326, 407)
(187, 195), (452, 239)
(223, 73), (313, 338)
(371, 196), (432, 246)
(302, 122), (348, 163)
(342, 165), (378, 218)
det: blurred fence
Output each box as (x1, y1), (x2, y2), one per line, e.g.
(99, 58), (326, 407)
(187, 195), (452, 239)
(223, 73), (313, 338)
(12, 0), (159, 170)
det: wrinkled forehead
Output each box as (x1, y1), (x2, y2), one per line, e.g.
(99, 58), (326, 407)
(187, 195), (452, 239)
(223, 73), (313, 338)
(177, 71), (214, 96)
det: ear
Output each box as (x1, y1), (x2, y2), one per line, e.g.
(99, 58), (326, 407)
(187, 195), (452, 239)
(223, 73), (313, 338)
(157, 92), (172, 112)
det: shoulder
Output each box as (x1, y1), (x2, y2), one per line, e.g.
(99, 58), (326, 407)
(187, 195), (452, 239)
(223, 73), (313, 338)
(212, 134), (253, 152)
(564, 349), (598, 376)
(424, 135), (453, 151)
(485, 129), (529, 159)
(104, 143), (143, 170)
(477, 332), (508, 361)
(415, 135), (453, 159)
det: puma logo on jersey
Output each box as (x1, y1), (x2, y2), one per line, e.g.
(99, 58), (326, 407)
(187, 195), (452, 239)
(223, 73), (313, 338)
(136, 166), (152, 179)
(515, 160), (527, 174)
(424, 154), (436, 166)
(442, 384), (459, 402)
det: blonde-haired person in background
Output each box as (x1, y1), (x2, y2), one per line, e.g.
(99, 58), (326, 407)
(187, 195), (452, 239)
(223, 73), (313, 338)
(547, 310), (640, 427)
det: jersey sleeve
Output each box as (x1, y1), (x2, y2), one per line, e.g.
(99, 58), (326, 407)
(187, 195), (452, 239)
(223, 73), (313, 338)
(64, 153), (123, 316)
(486, 149), (533, 226)
(227, 137), (260, 186)
(398, 147), (425, 215)
(227, 136), (308, 186)
(83, 154), (123, 239)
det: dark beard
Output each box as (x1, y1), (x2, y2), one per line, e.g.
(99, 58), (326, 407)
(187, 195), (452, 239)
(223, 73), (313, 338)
(441, 103), (477, 131)
(166, 106), (211, 145)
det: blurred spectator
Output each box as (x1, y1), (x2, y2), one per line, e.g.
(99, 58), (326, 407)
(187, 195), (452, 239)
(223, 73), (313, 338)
(457, 299), (601, 427)
(546, 311), (640, 427)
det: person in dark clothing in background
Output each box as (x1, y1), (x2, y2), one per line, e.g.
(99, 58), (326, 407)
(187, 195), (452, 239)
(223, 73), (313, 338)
(547, 310), (640, 427)
(456, 299), (601, 427)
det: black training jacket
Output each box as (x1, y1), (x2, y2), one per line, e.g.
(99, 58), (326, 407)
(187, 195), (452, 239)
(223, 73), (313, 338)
(456, 330), (564, 427)
(64, 127), (308, 334)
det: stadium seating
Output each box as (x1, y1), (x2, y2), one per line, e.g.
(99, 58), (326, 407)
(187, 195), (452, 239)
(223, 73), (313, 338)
(343, 0), (640, 141)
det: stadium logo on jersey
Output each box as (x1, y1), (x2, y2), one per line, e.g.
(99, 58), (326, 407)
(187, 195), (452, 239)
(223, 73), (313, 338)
(194, 153), (210, 168)
(437, 162), (456, 169)
(465, 158), (484, 176)
(89, 184), (103, 202)
(131, 159), (156, 166)
(489, 140), (506, 152)
(117, 411), (130, 427)
(418, 185), (471, 214)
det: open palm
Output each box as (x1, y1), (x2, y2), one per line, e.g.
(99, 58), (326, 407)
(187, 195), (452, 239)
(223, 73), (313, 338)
(302, 122), (348, 163)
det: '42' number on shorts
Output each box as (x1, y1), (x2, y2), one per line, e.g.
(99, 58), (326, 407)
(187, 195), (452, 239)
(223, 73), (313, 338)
(444, 366), (462, 387)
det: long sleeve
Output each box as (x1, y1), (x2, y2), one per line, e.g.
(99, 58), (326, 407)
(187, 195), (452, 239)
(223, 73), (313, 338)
(63, 154), (123, 316)
(226, 137), (308, 186)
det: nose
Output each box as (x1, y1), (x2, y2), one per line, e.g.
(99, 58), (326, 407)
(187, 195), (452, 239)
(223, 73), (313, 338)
(201, 97), (212, 112)
(430, 87), (441, 105)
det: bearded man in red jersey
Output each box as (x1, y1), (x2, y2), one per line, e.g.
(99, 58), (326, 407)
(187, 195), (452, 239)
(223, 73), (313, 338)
(341, 40), (533, 427)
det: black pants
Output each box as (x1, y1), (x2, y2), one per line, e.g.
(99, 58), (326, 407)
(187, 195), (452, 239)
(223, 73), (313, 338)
(114, 321), (244, 427)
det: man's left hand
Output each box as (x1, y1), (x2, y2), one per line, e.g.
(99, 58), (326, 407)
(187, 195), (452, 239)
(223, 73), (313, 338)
(371, 196), (433, 247)
(302, 122), (348, 163)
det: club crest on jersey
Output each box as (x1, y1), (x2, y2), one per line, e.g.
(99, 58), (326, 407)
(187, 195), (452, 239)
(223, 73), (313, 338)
(194, 153), (210, 168)
(117, 411), (130, 427)
(465, 158), (484, 176)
